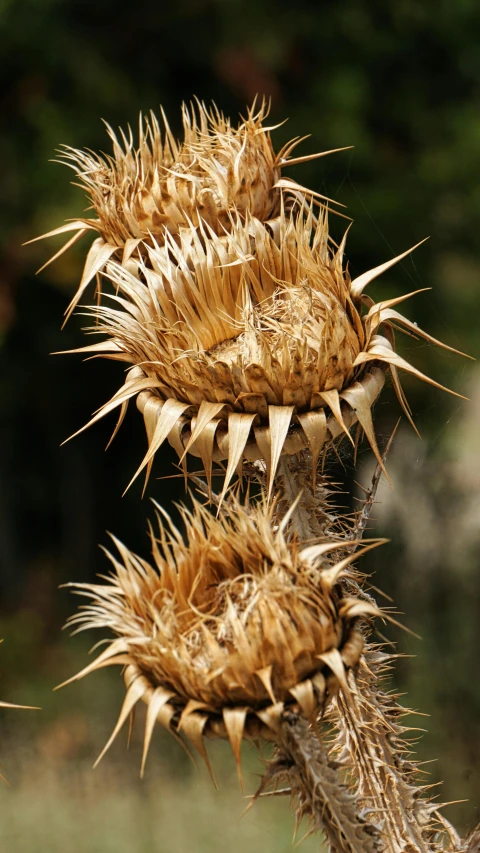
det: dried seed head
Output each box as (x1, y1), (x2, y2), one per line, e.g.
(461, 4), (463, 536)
(67, 210), (466, 498)
(31, 99), (347, 319)
(62, 498), (377, 775)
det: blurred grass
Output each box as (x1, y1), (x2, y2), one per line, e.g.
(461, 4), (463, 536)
(0, 755), (322, 853)
(1, 756), (323, 852)
(0, 656), (322, 853)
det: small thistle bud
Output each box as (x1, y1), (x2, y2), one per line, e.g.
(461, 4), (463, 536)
(61, 498), (378, 777)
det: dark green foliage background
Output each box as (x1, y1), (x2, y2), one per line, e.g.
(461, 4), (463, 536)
(1, 0), (479, 838)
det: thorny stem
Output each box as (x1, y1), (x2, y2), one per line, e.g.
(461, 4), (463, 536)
(333, 652), (461, 853)
(264, 437), (464, 853)
(193, 444), (469, 851)
(274, 451), (339, 544)
(464, 828), (480, 853)
(276, 711), (384, 853)
(348, 421), (399, 548)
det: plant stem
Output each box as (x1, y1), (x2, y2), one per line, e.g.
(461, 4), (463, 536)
(274, 451), (339, 544)
(332, 650), (458, 853)
(277, 711), (384, 853)
(269, 445), (463, 853)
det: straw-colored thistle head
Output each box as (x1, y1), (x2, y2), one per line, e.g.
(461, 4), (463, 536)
(30, 100), (347, 320)
(62, 498), (379, 778)
(67, 208), (465, 499)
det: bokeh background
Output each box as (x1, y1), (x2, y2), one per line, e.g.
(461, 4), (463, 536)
(1, 0), (480, 849)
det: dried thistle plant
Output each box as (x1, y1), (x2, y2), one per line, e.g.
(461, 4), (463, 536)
(60, 498), (379, 781)
(29, 100), (348, 320)
(60, 207), (464, 502)
(39, 100), (475, 853)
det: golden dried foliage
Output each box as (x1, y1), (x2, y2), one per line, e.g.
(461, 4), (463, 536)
(61, 498), (379, 777)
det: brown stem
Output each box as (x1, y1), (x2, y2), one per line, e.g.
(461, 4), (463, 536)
(348, 420), (399, 549)
(269, 440), (463, 853)
(276, 711), (384, 853)
(331, 650), (459, 853)
(274, 451), (339, 544)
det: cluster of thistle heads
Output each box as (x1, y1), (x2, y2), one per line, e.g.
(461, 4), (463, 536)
(31, 99), (466, 776)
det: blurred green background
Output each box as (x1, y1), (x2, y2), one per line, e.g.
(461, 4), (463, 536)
(1, 0), (480, 848)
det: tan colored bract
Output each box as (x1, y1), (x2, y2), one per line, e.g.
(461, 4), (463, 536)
(62, 499), (379, 778)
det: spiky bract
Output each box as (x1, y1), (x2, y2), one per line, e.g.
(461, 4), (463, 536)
(63, 499), (376, 774)
(69, 209), (462, 498)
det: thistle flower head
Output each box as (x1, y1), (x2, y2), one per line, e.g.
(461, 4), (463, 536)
(35, 99), (467, 497)
(69, 209), (465, 499)
(62, 498), (378, 777)
(31, 100), (347, 319)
